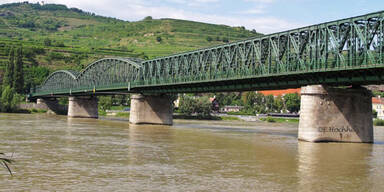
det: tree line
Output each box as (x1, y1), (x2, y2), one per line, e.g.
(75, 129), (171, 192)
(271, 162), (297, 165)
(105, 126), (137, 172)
(177, 92), (301, 117)
(0, 46), (24, 112)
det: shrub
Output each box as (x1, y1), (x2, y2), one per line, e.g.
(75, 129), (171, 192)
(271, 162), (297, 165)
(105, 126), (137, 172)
(156, 36), (162, 42)
(265, 116), (276, 122)
(143, 16), (153, 21)
(0, 86), (21, 112)
(374, 119), (384, 126)
(220, 116), (241, 121)
(179, 95), (211, 117)
(116, 112), (130, 118)
(373, 109), (378, 118)
(98, 96), (112, 111)
(227, 111), (253, 116)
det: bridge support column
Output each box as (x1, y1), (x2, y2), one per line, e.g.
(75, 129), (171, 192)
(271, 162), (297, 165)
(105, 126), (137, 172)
(36, 98), (67, 115)
(129, 94), (173, 125)
(68, 96), (98, 118)
(298, 85), (373, 143)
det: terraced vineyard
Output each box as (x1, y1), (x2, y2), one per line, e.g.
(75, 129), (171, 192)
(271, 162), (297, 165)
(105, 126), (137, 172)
(0, 2), (261, 77)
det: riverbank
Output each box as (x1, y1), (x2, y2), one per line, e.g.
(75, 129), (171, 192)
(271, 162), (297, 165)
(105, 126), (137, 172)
(103, 110), (300, 123)
(103, 112), (244, 121)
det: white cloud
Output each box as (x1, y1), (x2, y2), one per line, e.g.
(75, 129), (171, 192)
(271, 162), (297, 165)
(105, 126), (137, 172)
(242, 8), (264, 14)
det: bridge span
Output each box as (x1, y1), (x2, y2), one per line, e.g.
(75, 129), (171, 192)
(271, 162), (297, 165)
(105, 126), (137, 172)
(29, 11), (384, 143)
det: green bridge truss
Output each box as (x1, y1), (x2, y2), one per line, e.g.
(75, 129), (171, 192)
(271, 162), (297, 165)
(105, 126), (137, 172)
(30, 11), (384, 97)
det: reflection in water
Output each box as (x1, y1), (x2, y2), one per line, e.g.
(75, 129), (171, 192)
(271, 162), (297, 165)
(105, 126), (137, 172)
(0, 113), (384, 191)
(298, 142), (372, 192)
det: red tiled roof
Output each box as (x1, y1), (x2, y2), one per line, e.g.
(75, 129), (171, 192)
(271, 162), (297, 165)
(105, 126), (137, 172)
(258, 88), (301, 96)
(372, 97), (384, 104)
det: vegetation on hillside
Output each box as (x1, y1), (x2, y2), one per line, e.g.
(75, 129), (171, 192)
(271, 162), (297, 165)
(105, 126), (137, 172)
(0, 2), (261, 86)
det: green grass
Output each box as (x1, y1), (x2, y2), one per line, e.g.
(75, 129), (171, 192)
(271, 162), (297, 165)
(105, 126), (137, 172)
(110, 106), (129, 110)
(226, 111), (254, 116)
(13, 108), (47, 114)
(29, 108), (47, 113)
(98, 110), (106, 116)
(173, 114), (242, 121)
(115, 112), (130, 118)
(260, 117), (299, 123)
(219, 116), (242, 121)
(173, 114), (221, 120)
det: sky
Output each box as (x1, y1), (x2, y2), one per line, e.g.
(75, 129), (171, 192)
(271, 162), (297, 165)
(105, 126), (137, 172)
(0, 0), (383, 34)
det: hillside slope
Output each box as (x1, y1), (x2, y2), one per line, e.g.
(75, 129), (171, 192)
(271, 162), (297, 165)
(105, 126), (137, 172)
(0, 2), (262, 72)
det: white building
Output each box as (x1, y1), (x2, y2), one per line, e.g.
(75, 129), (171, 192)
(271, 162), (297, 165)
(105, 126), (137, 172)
(372, 97), (384, 119)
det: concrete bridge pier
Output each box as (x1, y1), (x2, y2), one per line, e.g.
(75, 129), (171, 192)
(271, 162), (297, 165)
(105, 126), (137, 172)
(68, 96), (98, 118)
(36, 98), (66, 115)
(298, 85), (373, 143)
(129, 94), (173, 125)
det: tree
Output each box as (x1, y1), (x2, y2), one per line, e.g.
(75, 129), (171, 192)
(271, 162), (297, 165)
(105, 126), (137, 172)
(0, 86), (20, 112)
(178, 95), (195, 116)
(194, 96), (211, 117)
(274, 96), (285, 113)
(244, 91), (257, 108)
(284, 93), (300, 113)
(13, 47), (24, 93)
(112, 95), (127, 106)
(98, 96), (112, 111)
(215, 92), (243, 107)
(23, 66), (50, 92)
(253, 93), (267, 114)
(206, 36), (213, 42)
(3, 47), (14, 87)
(143, 16), (153, 21)
(373, 109), (378, 118)
(179, 95), (211, 117)
(265, 95), (275, 112)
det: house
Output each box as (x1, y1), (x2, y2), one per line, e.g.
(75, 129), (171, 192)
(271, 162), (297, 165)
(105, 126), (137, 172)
(372, 97), (384, 119)
(220, 105), (244, 113)
(258, 88), (301, 97)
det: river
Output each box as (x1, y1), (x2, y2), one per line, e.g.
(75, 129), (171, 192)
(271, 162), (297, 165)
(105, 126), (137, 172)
(0, 113), (383, 191)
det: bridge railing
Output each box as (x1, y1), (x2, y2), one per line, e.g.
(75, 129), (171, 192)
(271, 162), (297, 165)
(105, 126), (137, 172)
(136, 11), (383, 87)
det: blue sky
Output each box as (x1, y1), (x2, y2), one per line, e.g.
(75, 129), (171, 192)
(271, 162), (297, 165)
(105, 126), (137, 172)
(1, 0), (383, 33)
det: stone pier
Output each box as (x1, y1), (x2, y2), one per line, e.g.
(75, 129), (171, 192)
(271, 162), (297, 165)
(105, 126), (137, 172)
(129, 94), (173, 125)
(68, 96), (98, 118)
(298, 85), (373, 143)
(34, 98), (67, 115)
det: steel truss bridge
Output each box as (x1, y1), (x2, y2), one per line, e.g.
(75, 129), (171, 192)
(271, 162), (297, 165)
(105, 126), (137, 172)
(30, 11), (384, 98)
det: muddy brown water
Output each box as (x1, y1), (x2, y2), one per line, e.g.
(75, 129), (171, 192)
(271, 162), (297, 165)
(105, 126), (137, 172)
(0, 113), (383, 191)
